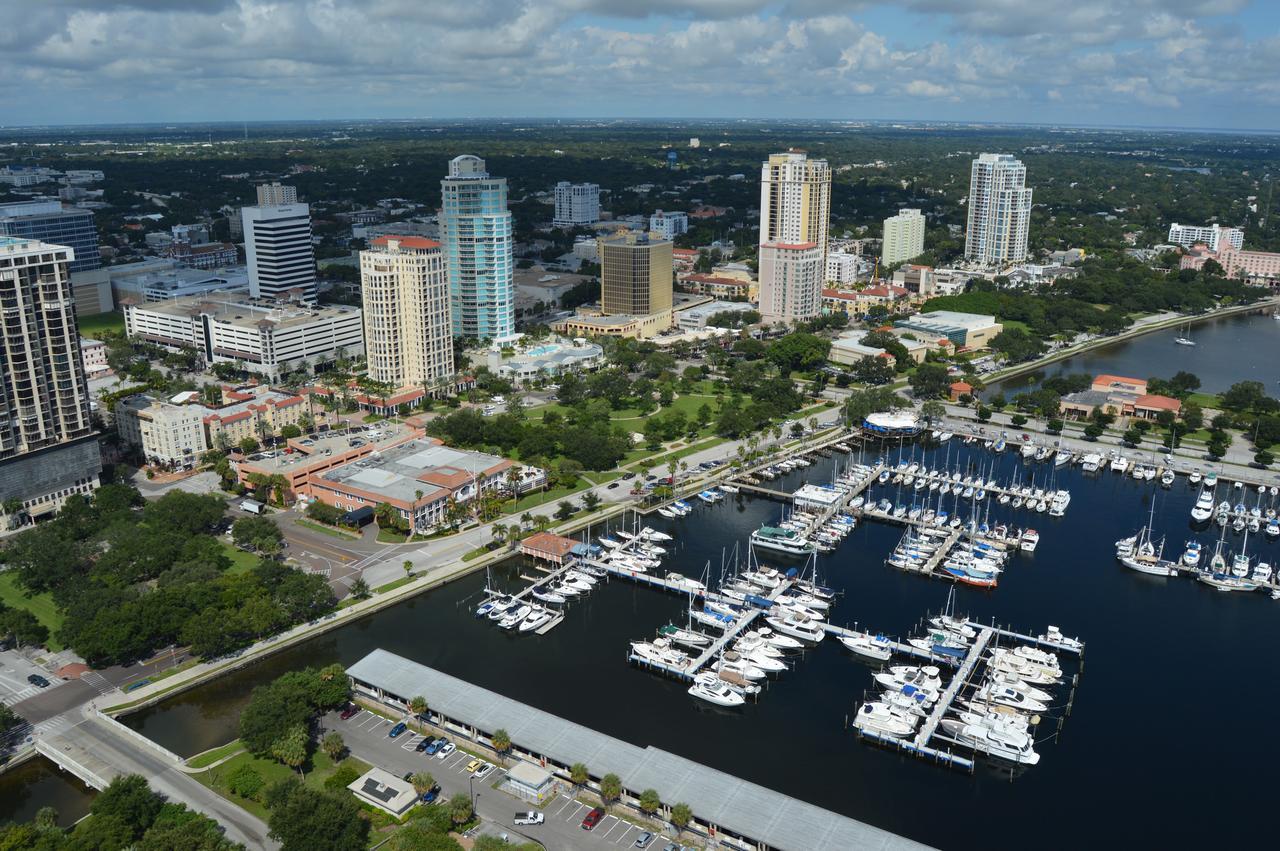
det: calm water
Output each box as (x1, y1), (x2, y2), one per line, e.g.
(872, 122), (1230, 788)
(121, 443), (1280, 850)
(0, 757), (95, 827)
(989, 309), (1279, 398)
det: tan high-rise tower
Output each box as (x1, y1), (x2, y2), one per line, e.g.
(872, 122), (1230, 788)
(598, 231), (673, 316)
(759, 150), (831, 259)
(360, 236), (455, 391)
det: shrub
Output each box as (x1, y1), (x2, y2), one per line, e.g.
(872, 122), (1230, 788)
(227, 764), (264, 800)
(324, 762), (361, 793)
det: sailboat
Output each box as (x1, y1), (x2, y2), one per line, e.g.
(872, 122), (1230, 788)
(1174, 323), (1196, 347)
(1117, 495), (1174, 576)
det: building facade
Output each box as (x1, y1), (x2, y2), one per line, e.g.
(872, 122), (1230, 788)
(1180, 243), (1280, 281)
(648, 210), (688, 241)
(241, 202), (317, 302)
(0, 200), (100, 273)
(894, 310), (1003, 350)
(115, 396), (206, 467)
(598, 230), (673, 317)
(964, 154), (1033, 265)
(124, 291), (363, 380)
(882, 209), (925, 266)
(0, 237), (101, 521)
(759, 151), (831, 260)
(360, 236), (455, 391)
(440, 155), (515, 342)
(758, 242), (823, 325)
(256, 182), (298, 205)
(552, 182), (600, 228)
(825, 251), (860, 284)
(1168, 223), (1242, 252)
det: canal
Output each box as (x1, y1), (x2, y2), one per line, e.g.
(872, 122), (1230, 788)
(121, 442), (1280, 851)
(0, 757), (95, 827)
(987, 309), (1279, 399)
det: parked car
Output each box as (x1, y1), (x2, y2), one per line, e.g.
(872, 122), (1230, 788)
(464, 758), (483, 774)
(581, 808), (605, 830)
(415, 735), (436, 752)
(421, 784), (441, 804)
(473, 762), (494, 779)
(424, 738), (445, 755)
(435, 742), (455, 759)
(662, 844), (680, 851)
(607, 482), (620, 489)
(388, 722), (407, 738)
(634, 832), (654, 848)
(27, 674), (50, 688)
(513, 812), (544, 826)
(622, 472), (636, 480)
(339, 704), (359, 720)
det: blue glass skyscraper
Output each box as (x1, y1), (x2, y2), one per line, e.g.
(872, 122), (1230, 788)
(0, 200), (101, 273)
(439, 155), (515, 343)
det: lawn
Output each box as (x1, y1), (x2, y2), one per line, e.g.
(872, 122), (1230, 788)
(192, 744), (371, 822)
(0, 571), (65, 650)
(295, 518), (361, 539)
(77, 310), (125, 338)
(1185, 392), (1221, 410)
(186, 740), (246, 769)
(221, 542), (260, 575)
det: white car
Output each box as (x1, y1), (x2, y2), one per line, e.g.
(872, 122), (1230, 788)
(514, 811), (544, 826)
(435, 742), (455, 759)
(473, 762), (494, 779)
(491, 395), (506, 404)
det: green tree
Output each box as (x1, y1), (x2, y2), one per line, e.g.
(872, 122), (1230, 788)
(410, 694), (429, 721)
(908, 363), (950, 399)
(1083, 422), (1104, 440)
(599, 773), (622, 808)
(448, 792), (474, 827)
(410, 772), (435, 796)
(1256, 450), (1275, 468)
(238, 437), (259, 455)
(919, 400), (945, 424)
(554, 500), (575, 521)
(491, 728), (511, 763)
(638, 788), (661, 816)
(270, 724), (309, 774)
(581, 491), (601, 512)
(87, 774), (163, 843)
(266, 780), (369, 851)
(670, 801), (693, 834)
(321, 731), (345, 762)
(570, 762), (589, 789)
(1010, 414), (1028, 427)
(349, 577), (371, 600)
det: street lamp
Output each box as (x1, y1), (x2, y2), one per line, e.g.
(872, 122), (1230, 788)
(468, 775), (476, 811)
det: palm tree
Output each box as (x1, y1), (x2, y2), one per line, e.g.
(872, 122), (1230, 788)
(409, 695), (429, 723)
(638, 788), (661, 816)
(491, 523), (508, 548)
(570, 762), (589, 791)
(406, 490), (425, 542)
(410, 772), (435, 797)
(321, 732), (345, 762)
(599, 773), (622, 811)
(670, 802), (693, 837)
(519, 511), (533, 532)
(402, 560), (414, 579)
(349, 577), (371, 600)
(490, 728), (511, 765)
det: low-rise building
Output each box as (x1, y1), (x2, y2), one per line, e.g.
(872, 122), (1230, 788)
(488, 338), (604, 385)
(113, 265), (250, 303)
(169, 241), (239, 269)
(649, 210), (689, 241)
(1059, 375), (1181, 421)
(123, 290), (364, 380)
(674, 300), (751, 331)
(671, 247), (699, 271)
(821, 285), (910, 318)
(552, 310), (673, 340)
(348, 768), (417, 817)
(679, 273), (753, 301)
(80, 337), (110, 377)
(1180, 242), (1280, 282)
(306, 437), (518, 533)
(893, 311), (1002, 350)
(829, 330), (895, 367)
(115, 396), (206, 467)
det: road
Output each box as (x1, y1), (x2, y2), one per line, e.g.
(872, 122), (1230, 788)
(325, 708), (689, 851)
(38, 707), (276, 849)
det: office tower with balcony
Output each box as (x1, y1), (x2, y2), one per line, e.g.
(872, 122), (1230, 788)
(360, 236), (455, 391)
(440, 155), (515, 343)
(964, 153), (1033, 265)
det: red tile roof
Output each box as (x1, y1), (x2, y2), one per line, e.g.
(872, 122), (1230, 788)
(372, 235), (441, 250)
(1135, 394), (1182, 412)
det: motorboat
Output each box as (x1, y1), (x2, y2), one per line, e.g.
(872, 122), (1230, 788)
(987, 650), (1060, 685)
(837, 630), (893, 662)
(719, 483), (740, 494)
(657, 507), (677, 519)
(741, 568), (783, 590)
(687, 678), (745, 707)
(853, 701), (919, 739)
(792, 579), (836, 600)
(630, 637), (690, 668)
(929, 614), (976, 640)
(498, 604), (533, 630)
(1190, 490), (1215, 523)
(1189, 469), (1203, 485)
(1037, 626), (1083, 652)
(1111, 455), (1130, 473)
(975, 683), (1049, 713)
(765, 611), (826, 642)
(531, 588), (566, 605)
(658, 623), (711, 647)
(1161, 469), (1176, 488)
(750, 525), (815, 556)
(688, 607), (736, 630)
(984, 672), (1053, 704)
(1054, 449), (1073, 467)
(1019, 529), (1040, 552)
(518, 608), (554, 633)
(1182, 541), (1202, 568)
(717, 651), (768, 681)
(749, 627), (804, 651)
(475, 596), (506, 618)
(552, 582), (583, 597)
(939, 718), (1040, 765)
(665, 572), (706, 592)
(733, 634), (785, 660)
(874, 665), (943, 700)
(953, 708), (1032, 735)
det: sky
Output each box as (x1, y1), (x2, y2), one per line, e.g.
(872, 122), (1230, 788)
(3, 0), (1279, 130)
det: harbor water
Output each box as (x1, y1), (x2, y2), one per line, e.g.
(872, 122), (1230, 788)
(988, 309), (1279, 398)
(0, 757), (95, 827)
(121, 442), (1280, 850)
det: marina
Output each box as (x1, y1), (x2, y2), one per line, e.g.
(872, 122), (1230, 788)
(115, 431), (1280, 851)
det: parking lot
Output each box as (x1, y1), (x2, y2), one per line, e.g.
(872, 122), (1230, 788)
(327, 707), (697, 850)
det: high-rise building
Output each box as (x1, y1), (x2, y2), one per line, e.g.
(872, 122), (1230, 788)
(964, 154), (1033, 265)
(1167, 223), (1243, 252)
(0, 200), (100, 273)
(882, 209), (926, 266)
(241, 202), (317, 302)
(758, 242), (823, 325)
(598, 231), (673, 317)
(440, 155), (515, 342)
(552, 182), (600, 228)
(649, 210), (688, 241)
(256, 182), (298, 205)
(0, 237), (101, 524)
(360, 236), (455, 391)
(759, 151), (831, 259)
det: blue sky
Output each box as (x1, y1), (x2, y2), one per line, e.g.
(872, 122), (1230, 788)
(2, 0), (1278, 130)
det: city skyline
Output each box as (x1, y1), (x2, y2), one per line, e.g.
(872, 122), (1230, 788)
(3, 1), (1279, 131)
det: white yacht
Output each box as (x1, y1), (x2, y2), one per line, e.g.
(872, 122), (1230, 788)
(657, 624), (711, 648)
(853, 701), (919, 739)
(630, 638), (690, 668)
(1182, 541), (1202, 567)
(1111, 455), (1130, 473)
(664, 572), (706, 592)
(939, 718), (1040, 765)
(518, 608), (554, 633)
(748, 628), (804, 651)
(1037, 626), (1083, 652)
(837, 630), (893, 662)
(498, 604), (533, 630)
(984, 672), (1053, 704)
(750, 526), (815, 556)
(716, 652), (767, 681)
(1191, 490), (1215, 523)
(974, 683), (1049, 713)
(874, 665), (943, 698)
(764, 612), (826, 642)
(687, 679), (745, 707)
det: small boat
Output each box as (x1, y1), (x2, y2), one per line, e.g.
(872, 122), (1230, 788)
(764, 612), (826, 642)
(1182, 541), (1202, 567)
(657, 508), (677, 519)
(665, 572), (706, 592)
(531, 588), (566, 605)
(518, 608), (554, 633)
(658, 624), (711, 647)
(1019, 529), (1039, 552)
(719, 483), (740, 494)
(1189, 469), (1202, 485)
(749, 627), (804, 651)
(939, 718), (1040, 765)
(1161, 469), (1175, 488)
(853, 701), (919, 739)
(498, 604), (533, 630)
(975, 683), (1049, 713)
(874, 665), (943, 699)
(1174, 336), (1196, 347)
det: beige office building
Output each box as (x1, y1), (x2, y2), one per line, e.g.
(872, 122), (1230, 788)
(598, 231), (673, 316)
(759, 151), (831, 259)
(360, 236), (455, 391)
(758, 242), (823, 325)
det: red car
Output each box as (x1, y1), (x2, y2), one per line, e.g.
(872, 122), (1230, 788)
(340, 704), (359, 720)
(581, 808), (605, 830)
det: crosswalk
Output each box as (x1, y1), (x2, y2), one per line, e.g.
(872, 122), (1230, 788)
(34, 715), (74, 737)
(80, 672), (114, 695)
(6, 684), (44, 703)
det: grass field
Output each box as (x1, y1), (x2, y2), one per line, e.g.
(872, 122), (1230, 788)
(221, 542), (260, 575)
(295, 519), (361, 539)
(186, 740), (246, 769)
(0, 571), (64, 650)
(193, 746), (370, 822)
(77, 310), (125, 338)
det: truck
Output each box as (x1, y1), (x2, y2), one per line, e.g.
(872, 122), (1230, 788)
(239, 499), (264, 515)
